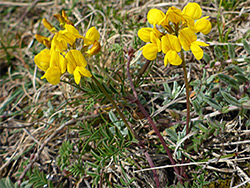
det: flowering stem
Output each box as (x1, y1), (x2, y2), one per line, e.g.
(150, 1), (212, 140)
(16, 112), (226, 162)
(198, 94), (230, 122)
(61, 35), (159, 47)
(180, 50), (190, 177)
(126, 52), (182, 183)
(91, 76), (134, 137)
(180, 50), (190, 138)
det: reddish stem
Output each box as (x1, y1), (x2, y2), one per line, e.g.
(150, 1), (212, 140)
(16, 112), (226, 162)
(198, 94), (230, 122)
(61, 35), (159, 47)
(126, 49), (182, 183)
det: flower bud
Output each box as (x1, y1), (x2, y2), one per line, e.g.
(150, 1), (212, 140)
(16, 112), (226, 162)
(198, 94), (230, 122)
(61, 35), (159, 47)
(86, 41), (101, 56)
(35, 34), (51, 48)
(42, 18), (57, 33)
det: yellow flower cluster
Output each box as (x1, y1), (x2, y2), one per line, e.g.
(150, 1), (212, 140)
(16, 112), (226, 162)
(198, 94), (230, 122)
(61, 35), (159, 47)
(138, 3), (211, 66)
(34, 10), (101, 85)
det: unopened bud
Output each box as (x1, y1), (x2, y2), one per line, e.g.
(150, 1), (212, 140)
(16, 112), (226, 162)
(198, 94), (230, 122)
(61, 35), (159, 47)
(54, 13), (65, 27)
(35, 34), (51, 48)
(42, 18), (57, 33)
(62, 10), (74, 26)
(87, 41), (101, 56)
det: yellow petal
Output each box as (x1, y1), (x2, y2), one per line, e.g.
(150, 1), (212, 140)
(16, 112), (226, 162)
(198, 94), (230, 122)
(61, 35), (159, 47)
(152, 27), (163, 38)
(162, 35), (171, 53)
(165, 50), (182, 66)
(51, 32), (68, 51)
(78, 66), (92, 78)
(170, 35), (181, 52)
(166, 7), (183, 24)
(190, 43), (203, 60)
(164, 54), (169, 66)
(62, 10), (74, 25)
(41, 66), (61, 85)
(54, 13), (65, 26)
(195, 16), (212, 34)
(138, 28), (153, 42)
(73, 66), (92, 84)
(85, 27), (100, 46)
(65, 58), (75, 75)
(65, 24), (84, 39)
(73, 67), (82, 84)
(162, 34), (181, 54)
(179, 28), (197, 51)
(147, 9), (165, 25)
(34, 49), (51, 71)
(65, 50), (87, 74)
(57, 30), (76, 46)
(183, 2), (202, 20)
(142, 43), (158, 60)
(50, 51), (66, 74)
(193, 40), (209, 47)
(150, 32), (161, 52)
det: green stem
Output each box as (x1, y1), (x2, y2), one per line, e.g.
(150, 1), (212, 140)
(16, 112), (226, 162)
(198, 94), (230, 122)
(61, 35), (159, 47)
(180, 50), (190, 137)
(91, 76), (134, 137)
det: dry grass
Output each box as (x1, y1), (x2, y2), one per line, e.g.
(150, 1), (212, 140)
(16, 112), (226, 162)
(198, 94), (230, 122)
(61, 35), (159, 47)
(1, 0), (250, 187)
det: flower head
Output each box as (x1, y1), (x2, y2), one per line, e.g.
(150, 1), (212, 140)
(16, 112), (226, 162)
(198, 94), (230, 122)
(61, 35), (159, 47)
(138, 3), (211, 64)
(34, 10), (101, 85)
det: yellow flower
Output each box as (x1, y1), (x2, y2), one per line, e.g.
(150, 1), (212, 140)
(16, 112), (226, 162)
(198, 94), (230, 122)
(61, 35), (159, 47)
(147, 9), (165, 26)
(138, 27), (162, 61)
(182, 3), (202, 20)
(84, 27), (100, 46)
(65, 50), (92, 84)
(161, 34), (182, 66)
(195, 16), (212, 34)
(179, 28), (209, 60)
(41, 51), (66, 85)
(35, 34), (51, 48)
(34, 49), (51, 71)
